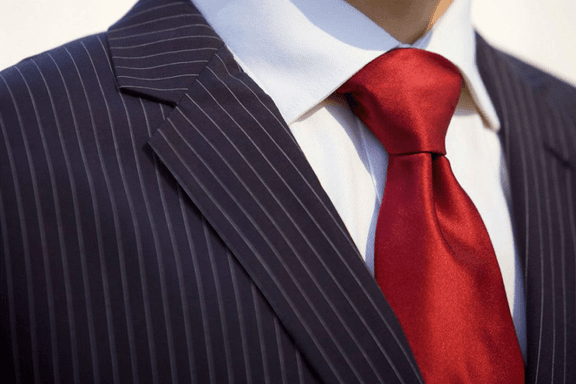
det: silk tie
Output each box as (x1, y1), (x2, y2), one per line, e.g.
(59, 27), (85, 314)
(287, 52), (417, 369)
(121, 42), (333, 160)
(337, 49), (524, 383)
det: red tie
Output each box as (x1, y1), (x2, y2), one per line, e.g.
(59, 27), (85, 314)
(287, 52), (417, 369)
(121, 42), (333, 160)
(337, 48), (525, 383)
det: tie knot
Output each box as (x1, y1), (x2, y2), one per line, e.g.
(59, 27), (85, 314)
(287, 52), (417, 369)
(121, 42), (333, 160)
(337, 48), (462, 155)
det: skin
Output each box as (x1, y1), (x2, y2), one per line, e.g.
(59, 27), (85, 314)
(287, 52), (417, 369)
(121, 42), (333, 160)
(343, 0), (455, 43)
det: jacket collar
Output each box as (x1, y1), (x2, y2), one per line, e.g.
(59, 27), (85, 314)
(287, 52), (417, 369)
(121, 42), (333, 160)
(107, 0), (223, 105)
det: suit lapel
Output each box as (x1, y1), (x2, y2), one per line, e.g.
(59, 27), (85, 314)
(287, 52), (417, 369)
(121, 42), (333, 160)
(108, 1), (423, 383)
(477, 34), (576, 383)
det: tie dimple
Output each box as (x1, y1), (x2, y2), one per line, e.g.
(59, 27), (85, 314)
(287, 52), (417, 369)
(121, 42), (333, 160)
(338, 48), (461, 155)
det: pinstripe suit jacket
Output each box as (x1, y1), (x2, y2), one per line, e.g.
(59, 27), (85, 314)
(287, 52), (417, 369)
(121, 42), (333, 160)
(1, 0), (575, 383)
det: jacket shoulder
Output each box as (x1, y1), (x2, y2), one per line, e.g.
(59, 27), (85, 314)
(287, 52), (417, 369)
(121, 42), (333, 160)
(477, 34), (576, 115)
(501, 51), (576, 113)
(0, 32), (116, 118)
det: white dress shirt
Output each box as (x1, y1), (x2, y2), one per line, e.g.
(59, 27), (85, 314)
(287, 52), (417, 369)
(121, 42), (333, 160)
(192, 0), (526, 357)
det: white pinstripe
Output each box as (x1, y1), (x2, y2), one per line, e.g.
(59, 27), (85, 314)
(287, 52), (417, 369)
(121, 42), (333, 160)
(204, 218), (235, 384)
(225, 249), (253, 384)
(108, 24), (213, 41)
(166, 182), (198, 384)
(111, 35), (221, 50)
(1, 73), (43, 384)
(117, 73), (197, 81)
(180, 202), (217, 384)
(14, 65), (62, 384)
(252, 283), (271, 384)
(0, 114), (22, 384)
(112, 51), (218, 61)
(565, 184), (574, 384)
(296, 349), (306, 384)
(134, 100), (162, 384)
(274, 317), (289, 384)
(160, 102), (169, 120)
(108, 14), (203, 35)
(118, 85), (190, 91)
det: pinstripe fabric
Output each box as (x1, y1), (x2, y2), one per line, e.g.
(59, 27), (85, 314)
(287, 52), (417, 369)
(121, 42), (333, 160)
(0, 0), (574, 383)
(0, 13), (324, 384)
(477, 35), (576, 384)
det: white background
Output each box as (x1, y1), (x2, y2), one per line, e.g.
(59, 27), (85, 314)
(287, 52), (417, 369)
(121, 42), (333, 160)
(1, 0), (575, 86)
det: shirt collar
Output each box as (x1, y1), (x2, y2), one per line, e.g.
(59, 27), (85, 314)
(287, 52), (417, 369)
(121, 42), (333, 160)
(193, 0), (500, 130)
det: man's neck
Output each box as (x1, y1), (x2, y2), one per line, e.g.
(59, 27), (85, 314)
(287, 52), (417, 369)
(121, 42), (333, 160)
(343, 0), (454, 43)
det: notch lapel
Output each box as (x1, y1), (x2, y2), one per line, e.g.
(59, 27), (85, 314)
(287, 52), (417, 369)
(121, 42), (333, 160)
(477, 34), (576, 383)
(107, 1), (423, 383)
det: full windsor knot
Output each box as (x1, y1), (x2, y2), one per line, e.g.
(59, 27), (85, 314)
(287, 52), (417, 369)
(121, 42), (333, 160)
(337, 48), (462, 155)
